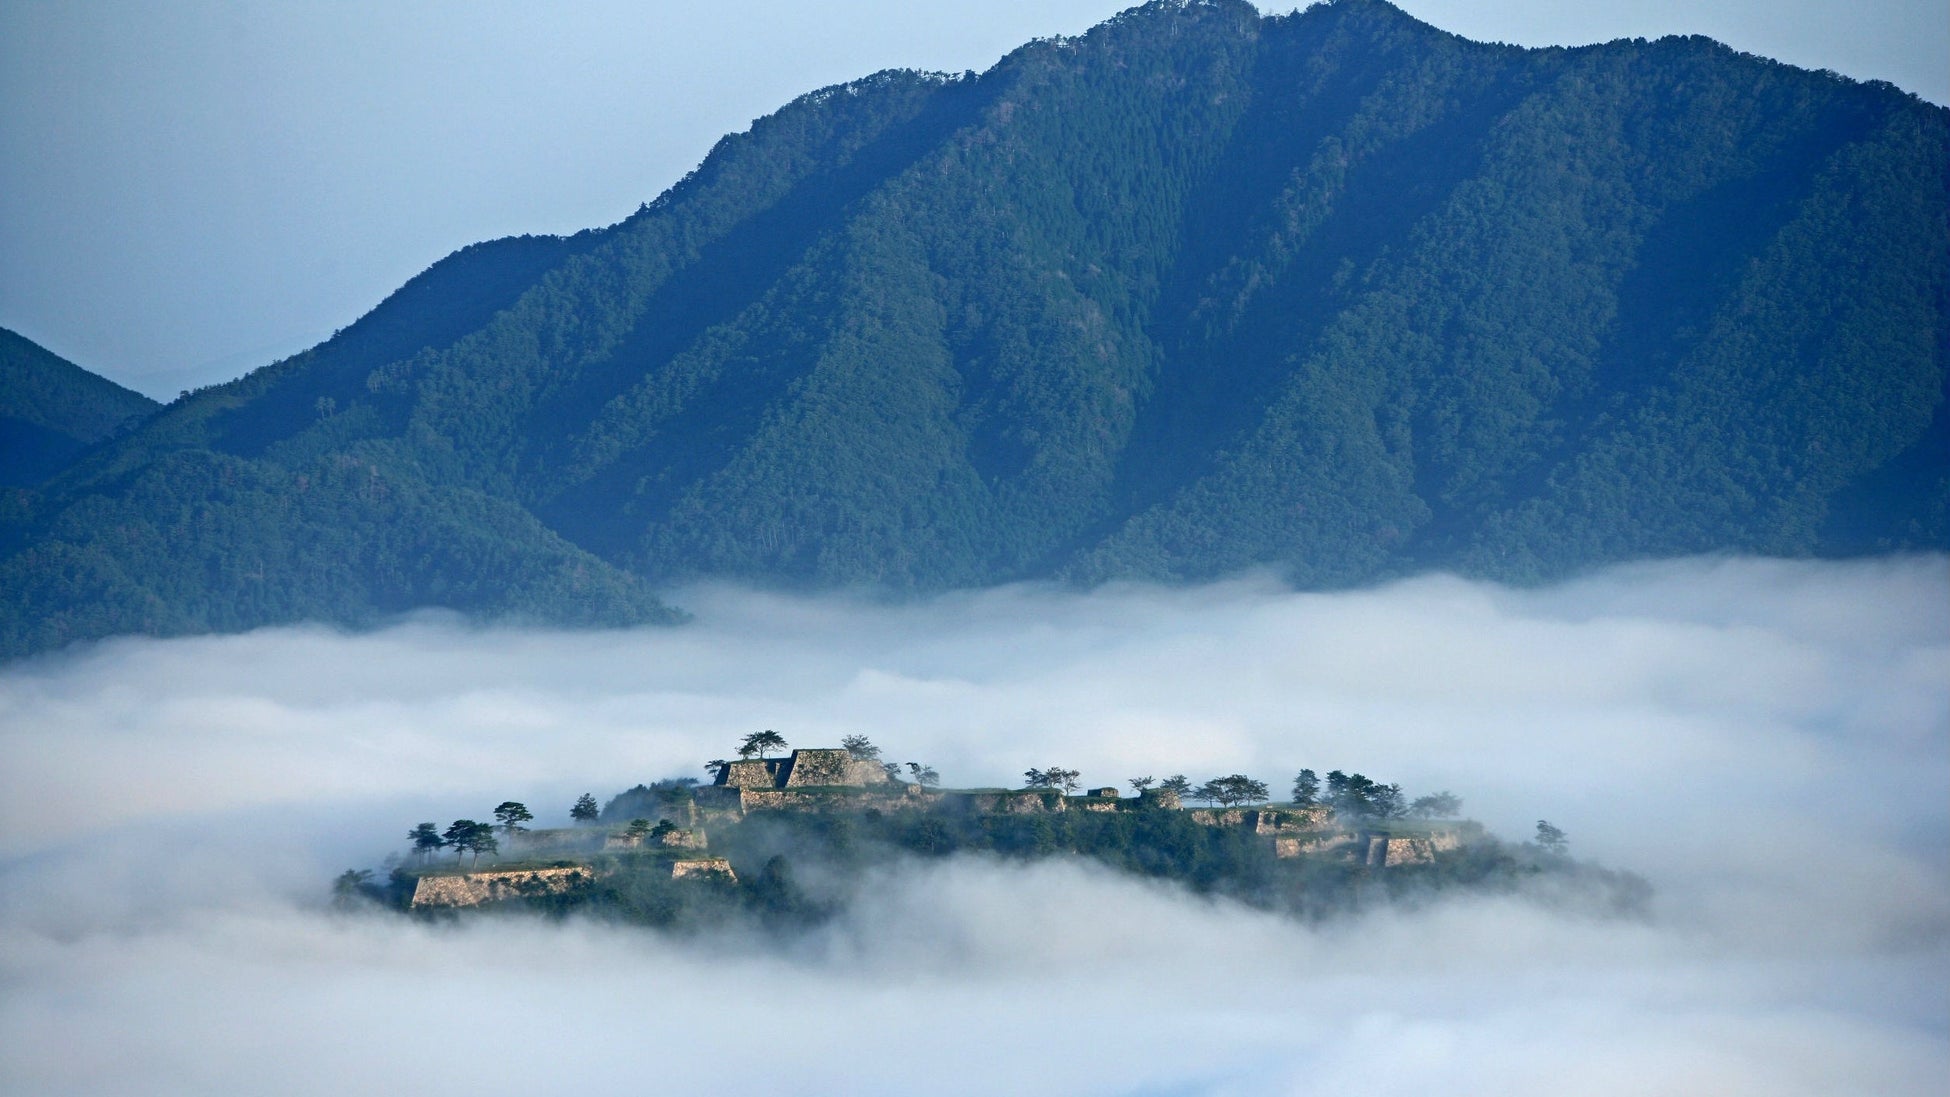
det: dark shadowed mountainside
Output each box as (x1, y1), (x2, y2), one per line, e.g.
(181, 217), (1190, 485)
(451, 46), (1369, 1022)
(0, 329), (158, 488)
(2, 0), (1945, 657)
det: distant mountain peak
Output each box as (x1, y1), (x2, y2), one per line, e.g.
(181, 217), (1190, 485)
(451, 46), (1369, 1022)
(0, 328), (158, 489)
(1, 5), (1943, 658)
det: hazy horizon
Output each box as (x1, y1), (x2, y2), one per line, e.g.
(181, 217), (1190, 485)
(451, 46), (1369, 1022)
(3, 555), (1944, 1094)
(3, 0), (1944, 399)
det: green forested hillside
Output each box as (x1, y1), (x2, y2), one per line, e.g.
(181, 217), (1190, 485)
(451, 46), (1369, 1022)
(0, 329), (158, 488)
(3, 0), (1945, 656)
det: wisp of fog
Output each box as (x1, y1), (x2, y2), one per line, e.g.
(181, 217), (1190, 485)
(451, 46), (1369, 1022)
(1, 556), (1945, 1095)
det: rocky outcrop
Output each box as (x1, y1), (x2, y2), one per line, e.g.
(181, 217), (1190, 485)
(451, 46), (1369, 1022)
(409, 866), (590, 909)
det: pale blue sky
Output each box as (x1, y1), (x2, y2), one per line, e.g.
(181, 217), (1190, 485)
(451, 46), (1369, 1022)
(3, 0), (1943, 397)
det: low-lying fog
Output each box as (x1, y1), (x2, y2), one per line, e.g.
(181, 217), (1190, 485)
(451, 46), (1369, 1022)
(2, 556), (1945, 1095)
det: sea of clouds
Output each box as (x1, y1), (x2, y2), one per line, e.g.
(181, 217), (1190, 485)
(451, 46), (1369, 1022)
(1, 555), (1945, 1095)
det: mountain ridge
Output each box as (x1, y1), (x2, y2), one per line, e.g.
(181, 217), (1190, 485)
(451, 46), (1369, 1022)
(2, 0), (1944, 657)
(0, 329), (159, 490)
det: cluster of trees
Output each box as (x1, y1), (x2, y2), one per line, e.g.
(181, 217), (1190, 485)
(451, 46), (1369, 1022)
(407, 820), (493, 866)
(1534, 820), (1568, 853)
(1198, 774), (1270, 806)
(1286, 769), (1463, 821)
(1031, 766), (1471, 816)
(406, 801), (535, 867)
(739, 730), (788, 759)
(1126, 774), (1268, 806)
(602, 778), (702, 825)
(844, 735), (940, 786)
(1024, 767), (1083, 793)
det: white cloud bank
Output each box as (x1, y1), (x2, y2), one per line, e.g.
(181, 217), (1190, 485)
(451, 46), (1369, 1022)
(1, 555), (1945, 1095)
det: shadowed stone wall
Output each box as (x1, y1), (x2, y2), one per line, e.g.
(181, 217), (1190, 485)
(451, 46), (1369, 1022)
(717, 759), (780, 788)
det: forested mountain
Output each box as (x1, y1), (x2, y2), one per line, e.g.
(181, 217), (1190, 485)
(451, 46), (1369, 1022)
(3, 0), (1945, 657)
(0, 329), (157, 488)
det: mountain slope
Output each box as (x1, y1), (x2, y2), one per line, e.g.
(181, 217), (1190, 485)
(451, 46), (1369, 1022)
(3, 0), (1945, 657)
(0, 329), (158, 488)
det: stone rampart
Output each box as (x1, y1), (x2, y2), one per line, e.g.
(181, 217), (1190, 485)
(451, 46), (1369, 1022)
(1286, 805), (1333, 829)
(410, 866), (590, 909)
(945, 790), (1066, 814)
(1274, 832), (1357, 858)
(1189, 808), (1247, 827)
(653, 827), (706, 850)
(779, 748), (891, 787)
(1190, 807), (1325, 831)
(738, 787), (925, 812)
(717, 759), (780, 789)
(1246, 810), (1286, 834)
(693, 786), (744, 811)
(670, 858), (737, 881)
(1360, 835), (1443, 866)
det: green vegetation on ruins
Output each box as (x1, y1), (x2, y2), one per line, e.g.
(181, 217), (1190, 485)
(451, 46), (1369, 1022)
(336, 734), (1646, 930)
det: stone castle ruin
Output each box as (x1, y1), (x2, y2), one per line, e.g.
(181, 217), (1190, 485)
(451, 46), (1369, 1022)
(713, 747), (893, 790)
(410, 866), (589, 909)
(696, 747), (923, 815)
(407, 746), (1469, 909)
(668, 858), (736, 881)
